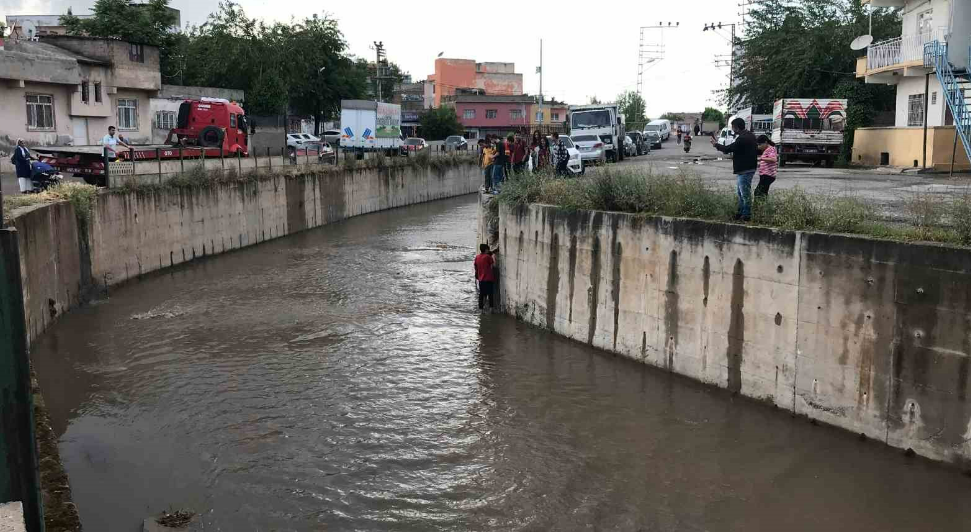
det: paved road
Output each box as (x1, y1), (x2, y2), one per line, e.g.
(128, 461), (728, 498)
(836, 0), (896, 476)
(605, 138), (971, 219)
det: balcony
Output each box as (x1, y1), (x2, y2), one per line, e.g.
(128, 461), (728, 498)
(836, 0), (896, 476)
(864, 28), (947, 76)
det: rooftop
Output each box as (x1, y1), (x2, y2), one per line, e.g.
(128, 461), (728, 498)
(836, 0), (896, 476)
(453, 94), (535, 103)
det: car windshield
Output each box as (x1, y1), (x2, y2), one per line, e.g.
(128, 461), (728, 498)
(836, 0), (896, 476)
(405, 139), (423, 145)
(571, 110), (611, 129)
(446, 136), (463, 143)
(645, 124), (661, 131)
(572, 135), (599, 142)
(558, 137), (574, 148)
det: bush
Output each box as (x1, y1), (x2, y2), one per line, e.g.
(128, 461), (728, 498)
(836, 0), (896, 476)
(951, 194), (971, 245)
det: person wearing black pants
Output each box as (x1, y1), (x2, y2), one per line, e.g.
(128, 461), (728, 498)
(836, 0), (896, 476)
(474, 244), (496, 310)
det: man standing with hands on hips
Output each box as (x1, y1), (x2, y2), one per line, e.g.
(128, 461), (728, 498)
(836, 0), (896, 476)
(712, 117), (759, 222)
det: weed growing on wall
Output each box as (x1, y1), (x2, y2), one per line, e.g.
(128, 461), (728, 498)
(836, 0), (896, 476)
(496, 168), (971, 247)
(2, 182), (98, 223)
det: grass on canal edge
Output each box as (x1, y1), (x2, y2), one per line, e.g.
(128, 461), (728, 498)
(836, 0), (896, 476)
(495, 168), (971, 247)
(3, 182), (99, 223)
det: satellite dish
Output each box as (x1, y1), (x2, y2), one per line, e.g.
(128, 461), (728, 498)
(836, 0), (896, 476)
(20, 21), (37, 40)
(850, 34), (873, 51)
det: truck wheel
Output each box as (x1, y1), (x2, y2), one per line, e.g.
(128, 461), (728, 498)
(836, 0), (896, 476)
(825, 158), (835, 168)
(199, 126), (224, 148)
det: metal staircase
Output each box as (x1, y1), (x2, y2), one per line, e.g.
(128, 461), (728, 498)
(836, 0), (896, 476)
(924, 41), (971, 164)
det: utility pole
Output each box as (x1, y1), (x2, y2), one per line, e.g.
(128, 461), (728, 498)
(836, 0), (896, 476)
(637, 22), (679, 98)
(373, 41), (386, 102)
(703, 22), (737, 111)
(539, 39), (543, 125)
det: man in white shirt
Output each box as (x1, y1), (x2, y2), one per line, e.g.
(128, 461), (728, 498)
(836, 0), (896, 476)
(102, 126), (132, 160)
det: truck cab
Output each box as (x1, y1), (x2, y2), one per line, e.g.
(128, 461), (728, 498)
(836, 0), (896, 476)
(569, 104), (625, 162)
(166, 98), (249, 156)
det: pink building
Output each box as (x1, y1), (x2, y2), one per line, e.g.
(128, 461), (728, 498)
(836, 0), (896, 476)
(452, 95), (569, 139)
(426, 58), (523, 107)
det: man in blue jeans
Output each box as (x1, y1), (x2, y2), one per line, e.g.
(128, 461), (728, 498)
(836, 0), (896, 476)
(712, 117), (759, 221)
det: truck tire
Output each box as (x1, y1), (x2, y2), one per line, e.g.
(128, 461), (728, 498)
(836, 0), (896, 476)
(825, 157), (835, 168)
(199, 126), (224, 148)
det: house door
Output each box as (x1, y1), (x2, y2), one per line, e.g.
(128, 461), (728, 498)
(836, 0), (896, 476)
(72, 118), (89, 145)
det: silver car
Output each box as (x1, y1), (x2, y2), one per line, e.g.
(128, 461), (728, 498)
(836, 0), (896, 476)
(571, 134), (607, 165)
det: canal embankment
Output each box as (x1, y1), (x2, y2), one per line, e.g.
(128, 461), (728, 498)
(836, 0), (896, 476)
(480, 192), (971, 467)
(2, 157), (478, 530)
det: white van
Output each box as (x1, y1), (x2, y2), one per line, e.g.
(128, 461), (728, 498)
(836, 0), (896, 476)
(716, 127), (737, 148)
(645, 119), (671, 141)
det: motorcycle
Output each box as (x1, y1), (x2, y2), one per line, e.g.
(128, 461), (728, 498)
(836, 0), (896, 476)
(29, 161), (63, 192)
(683, 135), (692, 154)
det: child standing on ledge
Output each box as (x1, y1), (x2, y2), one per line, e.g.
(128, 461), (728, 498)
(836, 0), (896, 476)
(474, 244), (496, 311)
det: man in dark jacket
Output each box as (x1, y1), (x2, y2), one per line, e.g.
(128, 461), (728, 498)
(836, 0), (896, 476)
(712, 118), (758, 221)
(11, 139), (33, 193)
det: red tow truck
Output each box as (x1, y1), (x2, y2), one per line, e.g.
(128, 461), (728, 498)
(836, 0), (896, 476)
(38, 98), (251, 186)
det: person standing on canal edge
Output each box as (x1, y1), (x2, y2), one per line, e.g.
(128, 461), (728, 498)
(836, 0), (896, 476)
(754, 134), (779, 199)
(712, 117), (758, 221)
(552, 132), (569, 176)
(474, 244), (496, 311)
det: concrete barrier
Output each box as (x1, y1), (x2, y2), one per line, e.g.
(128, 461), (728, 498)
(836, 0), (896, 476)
(489, 197), (971, 466)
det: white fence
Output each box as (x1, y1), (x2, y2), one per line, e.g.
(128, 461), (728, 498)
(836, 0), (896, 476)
(867, 28), (948, 71)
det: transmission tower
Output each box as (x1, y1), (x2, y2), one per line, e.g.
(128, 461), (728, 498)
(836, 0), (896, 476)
(636, 22), (679, 98)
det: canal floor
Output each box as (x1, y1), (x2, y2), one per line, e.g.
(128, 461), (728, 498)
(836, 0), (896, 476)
(31, 195), (971, 531)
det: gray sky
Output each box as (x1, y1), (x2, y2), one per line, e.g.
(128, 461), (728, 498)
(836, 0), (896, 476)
(1, 0), (743, 117)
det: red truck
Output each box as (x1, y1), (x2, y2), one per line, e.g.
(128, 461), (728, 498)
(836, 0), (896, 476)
(38, 98), (251, 185)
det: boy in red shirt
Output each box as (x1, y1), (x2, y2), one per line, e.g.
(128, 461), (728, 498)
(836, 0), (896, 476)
(474, 244), (496, 310)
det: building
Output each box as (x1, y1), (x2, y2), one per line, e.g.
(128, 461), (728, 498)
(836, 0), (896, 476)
(531, 99), (569, 128)
(6, 4), (181, 38)
(453, 94), (533, 140)
(151, 85), (245, 144)
(426, 58), (523, 108)
(853, 0), (971, 170)
(392, 81), (426, 137)
(0, 35), (161, 152)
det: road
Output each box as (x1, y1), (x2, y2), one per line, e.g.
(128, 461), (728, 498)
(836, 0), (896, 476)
(605, 137), (971, 218)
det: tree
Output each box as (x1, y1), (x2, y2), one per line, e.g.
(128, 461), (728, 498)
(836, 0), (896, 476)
(659, 113), (685, 122)
(616, 90), (647, 129)
(419, 107), (463, 141)
(588, 96), (601, 105)
(701, 107), (726, 126)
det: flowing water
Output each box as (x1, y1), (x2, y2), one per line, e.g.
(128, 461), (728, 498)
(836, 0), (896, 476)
(31, 195), (971, 531)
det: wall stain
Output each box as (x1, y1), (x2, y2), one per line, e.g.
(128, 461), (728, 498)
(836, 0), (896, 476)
(664, 250), (680, 371)
(587, 235), (602, 345)
(546, 232), (560, 330)
(727, 258), (745, 394)
(568, 235), (578, 323)
(702, 255), (710, 307)
(611, 239), (623, 351)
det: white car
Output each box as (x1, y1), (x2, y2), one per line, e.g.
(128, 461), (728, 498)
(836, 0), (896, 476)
(323, 129), (342, 145)
(716, 127), (736, 148)
(527, 136), (582, 175)
(571, 134), (607, 166)
(624, 135), (637, 157)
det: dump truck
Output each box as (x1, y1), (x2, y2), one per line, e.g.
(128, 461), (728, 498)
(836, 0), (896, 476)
(771, 98), (847, 167)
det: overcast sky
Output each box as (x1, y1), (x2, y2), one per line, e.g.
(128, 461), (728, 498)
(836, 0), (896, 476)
(1, 0), (744, 117)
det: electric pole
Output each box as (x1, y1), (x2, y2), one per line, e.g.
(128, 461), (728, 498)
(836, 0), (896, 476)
(538, 39), (543, 125)
(373, 41), (386, 102)
(703, 23), (737, 111)
(637, 22), (679, 98)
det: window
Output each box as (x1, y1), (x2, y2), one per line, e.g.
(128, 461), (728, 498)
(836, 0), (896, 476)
(486, 109), (497, 119)
(908, 94), (925, 127)
(917, 10), (933, 35)
(118, 98), (138, 130)
(230, 113), (237, 128)
(81, 82), (90, 104)
(26, 94), (55, 130)
(94, 82), (102, 103)
(932, 91), (938, 105)
(155, 110), (176, 130)
(510, 109), (523, 120)
(129, 43), (144, 63)
(463, 109), (476, 119)
(535, 111), (543, 122)
(552, 112), (560, 121)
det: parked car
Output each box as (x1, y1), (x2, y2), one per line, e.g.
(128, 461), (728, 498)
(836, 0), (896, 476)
(627, 131), (649, 155)
(318, 142), (335, 161)
(643, 130), (662, 149)
(530, 136), (582, 175)
(646, 119), (672, 141)
(323, 129), (342, 145)
(716, 127), (736, 148)
(402, 137), (428, 153)
(571, 134), (607, 166)
(445, 135), (469, 150)
(624, 135), (637, 157)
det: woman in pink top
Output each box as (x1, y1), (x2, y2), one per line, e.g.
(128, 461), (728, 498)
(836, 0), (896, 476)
(754, 134), (778, 198)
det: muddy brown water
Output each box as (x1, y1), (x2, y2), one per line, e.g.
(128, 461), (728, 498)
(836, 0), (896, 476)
(31, 195), (971, 531)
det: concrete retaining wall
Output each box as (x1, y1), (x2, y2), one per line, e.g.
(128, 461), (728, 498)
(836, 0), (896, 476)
(492, 199), (971, 466)
(12, 163), (478, 347)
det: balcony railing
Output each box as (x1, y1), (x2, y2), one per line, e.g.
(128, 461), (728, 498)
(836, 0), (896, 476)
(867, 28), (948, 71)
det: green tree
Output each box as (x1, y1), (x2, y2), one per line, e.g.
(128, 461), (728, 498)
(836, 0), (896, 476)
(419, 107), (463, 141)
(617, 90), (647, 129)
(659, 113), (685, 122)
(588, 96), (601, 105)
(701, 107), (726, 127)
(61, 0), (181, 78)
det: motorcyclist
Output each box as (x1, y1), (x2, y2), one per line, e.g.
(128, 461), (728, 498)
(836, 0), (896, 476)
(683, 132), (692, 153)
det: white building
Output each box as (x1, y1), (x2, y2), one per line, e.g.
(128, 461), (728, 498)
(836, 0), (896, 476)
(854, 0), (971, 170)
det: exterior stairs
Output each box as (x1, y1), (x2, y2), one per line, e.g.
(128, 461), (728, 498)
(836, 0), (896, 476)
(925, 41), (971, 164)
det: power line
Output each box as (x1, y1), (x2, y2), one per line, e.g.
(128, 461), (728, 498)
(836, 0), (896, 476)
(637, 22), (679, 98)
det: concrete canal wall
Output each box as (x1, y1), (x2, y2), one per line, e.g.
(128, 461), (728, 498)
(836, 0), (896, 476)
(487, 197), (971, 466)
(11, 163), (479, 347)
